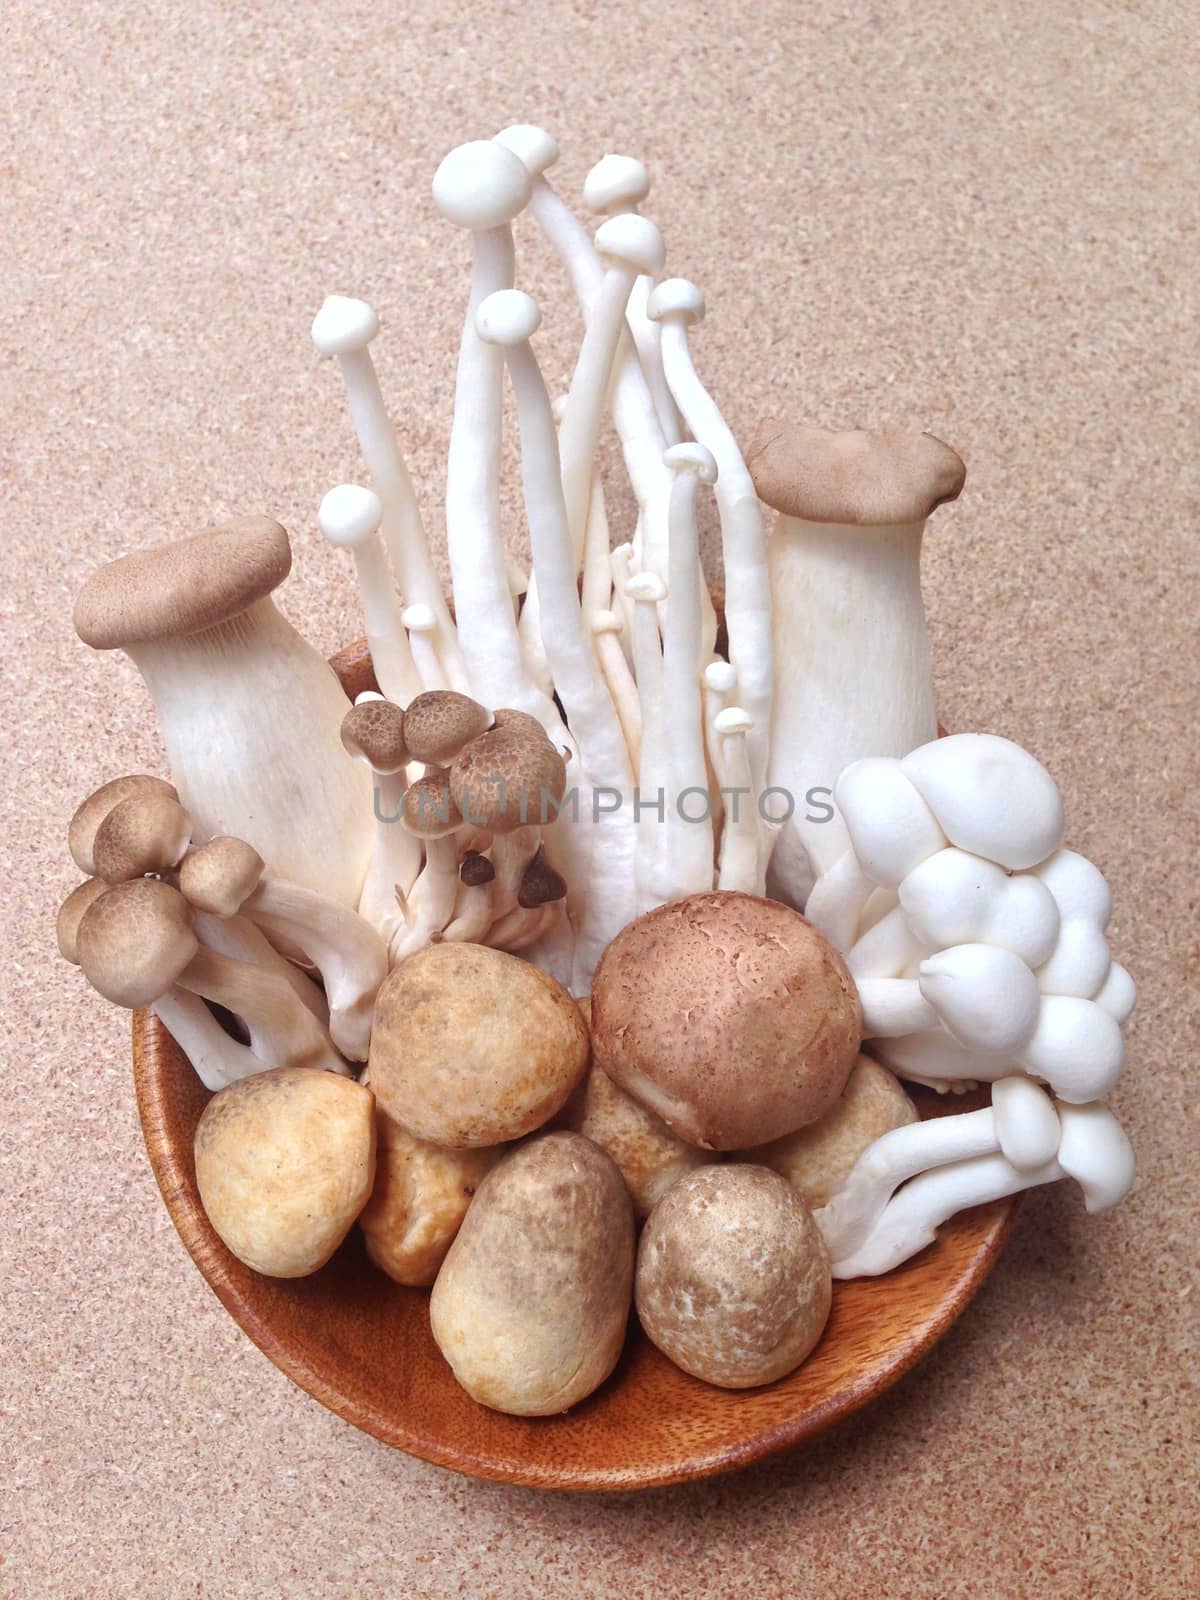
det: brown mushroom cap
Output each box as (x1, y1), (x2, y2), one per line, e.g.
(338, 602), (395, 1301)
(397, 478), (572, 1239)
(517, 844), (568, 908)
(635, 1164), (832, 1388)
(459, 850), (496, 887)
(68, 774), (179, 876)
(178, 836), (266, 916)
(368, 943), (589, 1147)
(741, 1055), (917, 1209)
(340, 699), (409, 773)
(402, 691), (491, 765)
(195, 1066), (376, 1278)
(56, 878), (111, 964)
(75, 878), (198, 1008)
(401, 770), (463, 839)
(590, 891), (862, 1150)
(92, 792), (193, 882)
(73, 516), (291, 649)
(746, 420), (965, 527)
(450, 725), (567, 834)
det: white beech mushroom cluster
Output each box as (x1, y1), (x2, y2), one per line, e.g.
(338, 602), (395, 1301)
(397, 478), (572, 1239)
(59, 127), (1136, 1333)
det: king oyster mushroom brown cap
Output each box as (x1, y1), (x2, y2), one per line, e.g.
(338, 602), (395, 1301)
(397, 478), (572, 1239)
(450, 723), (567, 834)
(339, 699), (410, 773)
(91, 791), (193, 882)
(746, 421), (966, 526)
(73, 517), (292, 648)
(401, 691), (491, 766)
(75, 878), (199, 1008)
(68, 775), (179, 876)
(178, 836), (266, 917)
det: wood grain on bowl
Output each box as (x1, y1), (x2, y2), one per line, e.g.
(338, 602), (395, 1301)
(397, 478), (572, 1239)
(128, 634), (1017, 1491)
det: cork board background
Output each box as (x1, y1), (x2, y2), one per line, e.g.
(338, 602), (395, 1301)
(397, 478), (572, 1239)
(3, 1), (1196, 1595)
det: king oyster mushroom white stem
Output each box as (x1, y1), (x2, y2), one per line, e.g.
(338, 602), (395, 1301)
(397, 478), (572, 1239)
(475, 287), (638, 987)
(72, 517), (373, 908)
(582, 152), (682, 446)
(745, 422), (966, 909)
(75, 879), (348, 1076)
(178, 835), (386, 1060)
(318, 484), (423, 707)
(648, 279), (773, 826)
(339, 696), (423, 942)
(432, 140), (570, 747)
(662, 443), (718, 900)
(311, 295), (470, 693)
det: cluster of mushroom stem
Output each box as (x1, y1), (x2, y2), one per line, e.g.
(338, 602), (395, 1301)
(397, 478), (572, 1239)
(63, 124), (1137, 1283)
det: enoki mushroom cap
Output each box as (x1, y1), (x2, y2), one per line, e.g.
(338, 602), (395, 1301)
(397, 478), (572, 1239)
(340, 699), (410, 774)
(318, 483), (383, 549)
(402, 691), (491, 766)
(664, 441), (718, 484)
(311, 295), (380, 357)
(92, 791), (193, 883)
(646, 277), (706, 325)
(75, 878), (198, 1008)
(432, 140), (532, 230)
(73, 517), (292, 649)
(68, 774), (179, 875)
(492, 124), (560, 179)
(746, 420), (966, 527)
(594, 212), (665, 276)
(583, 153), (650, 213)
(475, 288), (542, 346)
(178, 836), (266, 917)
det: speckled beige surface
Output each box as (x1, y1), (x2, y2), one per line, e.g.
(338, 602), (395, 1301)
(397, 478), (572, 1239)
(3, 1), (1197, 1594)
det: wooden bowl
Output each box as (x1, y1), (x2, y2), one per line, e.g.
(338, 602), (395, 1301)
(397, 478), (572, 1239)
(130, 637), (1016, 1491)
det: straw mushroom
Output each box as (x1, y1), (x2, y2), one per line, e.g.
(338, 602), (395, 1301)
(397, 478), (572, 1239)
(359, 1110), (500, 1286)
(368, 942), (588, 1147)
(75, 879), (347, 1075)
(745, 422), (965, 908)
(68, 774), (178, 877)
(742, 1056), (917, 1210)
(590, 891), (862, 1150)
(430, 1132), (634, 1415)
(194, 1066), (375, 1277)
(72, 516), (373, 907)
(636, 1164), (832, 1388)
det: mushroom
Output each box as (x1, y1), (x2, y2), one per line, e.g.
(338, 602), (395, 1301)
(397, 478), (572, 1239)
(194, 1066), (375, 1277)
(317, 483), (422, 706)
(146, 988), (271, 1092)
(1031, 848), (1115, 997)
(744, 422), (966, 907)
(825, 1099), (1134, 1279)
(449, 718), (567, 836)
(68, 774), (179, 876)
(660, 443), (718, 901)
(858, 943), (1043, 1053)
(339, 695), (422, 942)
(90, 790), (192, 883)
(441, 849), (495, 944)
(741, 1056), (917, 1211)
(390, 769), (463, 960)
(311, 294), (469, 693)
(894, 846), (1062, 969)
(400, 602), (448, 693)
(714, 707), (761, 894)
(626, 570), (671, 914)
(647, 278), (774, 865)
(72, 517), (373, 907)
(74, 879), (347, 1076)
(590, 891), (862, 1150)
(402, 690), (492, 767)
(55, 878), (110, 963)
(900, 734), (1065, 870)
(582, 152), (681, 446)
(367, 942), (588, 1147)
(432, 140), (567, 742)
(177, 835), (387, 1060)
